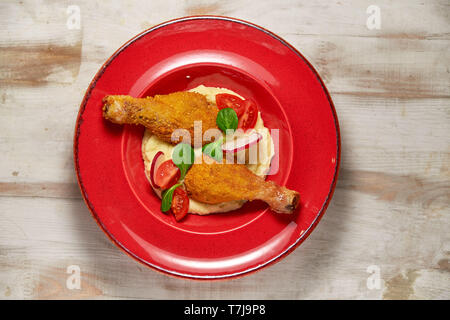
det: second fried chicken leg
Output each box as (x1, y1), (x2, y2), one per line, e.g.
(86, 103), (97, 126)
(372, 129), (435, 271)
(184, 159), (300, 213)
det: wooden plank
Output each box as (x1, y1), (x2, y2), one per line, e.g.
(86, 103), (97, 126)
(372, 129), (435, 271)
(1, 1), (449, 96)
(0, 189), (447, 299)
(294, 37), (450, 98)
(0, 94), (448, 187)
(0, 182), (81, 199)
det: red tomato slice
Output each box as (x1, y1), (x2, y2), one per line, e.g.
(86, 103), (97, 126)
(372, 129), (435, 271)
(154, 160), (180, 189)
(238, 99), (258, 130)
(171, 187), (189, 221)
(215, 93), (246, 117)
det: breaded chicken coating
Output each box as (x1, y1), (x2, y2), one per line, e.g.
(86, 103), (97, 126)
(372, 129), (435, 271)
(102, 91), (219, 145)
(184, 158), (300, 214)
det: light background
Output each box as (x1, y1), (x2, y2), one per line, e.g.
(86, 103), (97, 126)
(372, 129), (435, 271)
(0, 0), (449, 299)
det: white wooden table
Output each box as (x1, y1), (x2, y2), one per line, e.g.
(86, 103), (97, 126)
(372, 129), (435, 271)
(0, 0), (449, 299)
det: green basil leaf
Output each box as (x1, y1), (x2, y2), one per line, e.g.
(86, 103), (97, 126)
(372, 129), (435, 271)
(172, 143), (195, 180)
(202, 137), (223, 162)
(161, 183), (182, 212)
(216, 108), (238, 133)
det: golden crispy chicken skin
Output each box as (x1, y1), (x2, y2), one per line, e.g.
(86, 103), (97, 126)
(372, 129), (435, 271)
(184, 158), (300, 213)
(102, 91), (219, 145)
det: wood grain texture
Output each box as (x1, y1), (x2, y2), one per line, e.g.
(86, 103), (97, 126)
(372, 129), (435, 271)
(0, 0), (449, 299)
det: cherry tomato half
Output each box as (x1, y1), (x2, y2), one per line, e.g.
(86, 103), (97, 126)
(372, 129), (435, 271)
(171, 187), (189, 221)
(154, 160), (180, 189)
(215, 93), (246, 117)
(238, 99), (258, 130)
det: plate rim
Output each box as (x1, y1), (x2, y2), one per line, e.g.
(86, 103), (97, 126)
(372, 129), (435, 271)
(73, 15), (341, 280)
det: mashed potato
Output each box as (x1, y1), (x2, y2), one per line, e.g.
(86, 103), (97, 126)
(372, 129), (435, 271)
(142, 85), (275, 215)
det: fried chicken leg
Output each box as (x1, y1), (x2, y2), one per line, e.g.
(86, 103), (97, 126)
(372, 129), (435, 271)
(102, 91), (219, 145)
(184, 159), (300, 213)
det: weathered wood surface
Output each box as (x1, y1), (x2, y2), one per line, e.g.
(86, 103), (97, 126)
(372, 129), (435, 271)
(0, 0), (448, 299)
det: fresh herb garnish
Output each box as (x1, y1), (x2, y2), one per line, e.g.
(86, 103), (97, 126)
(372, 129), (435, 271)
(203, 108), (237, 161)
(172, 143), (195, 180)
(159, 143), (194, 213)
(202, 137), (223, 162)
(216, 108), (238, 132)
(161, 183), (182, 212)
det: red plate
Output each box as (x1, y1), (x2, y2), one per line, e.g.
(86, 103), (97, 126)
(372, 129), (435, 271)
(74, 16), (340, 279)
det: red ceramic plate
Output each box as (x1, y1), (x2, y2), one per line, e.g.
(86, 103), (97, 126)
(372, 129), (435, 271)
(74, 16), (340, 279)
